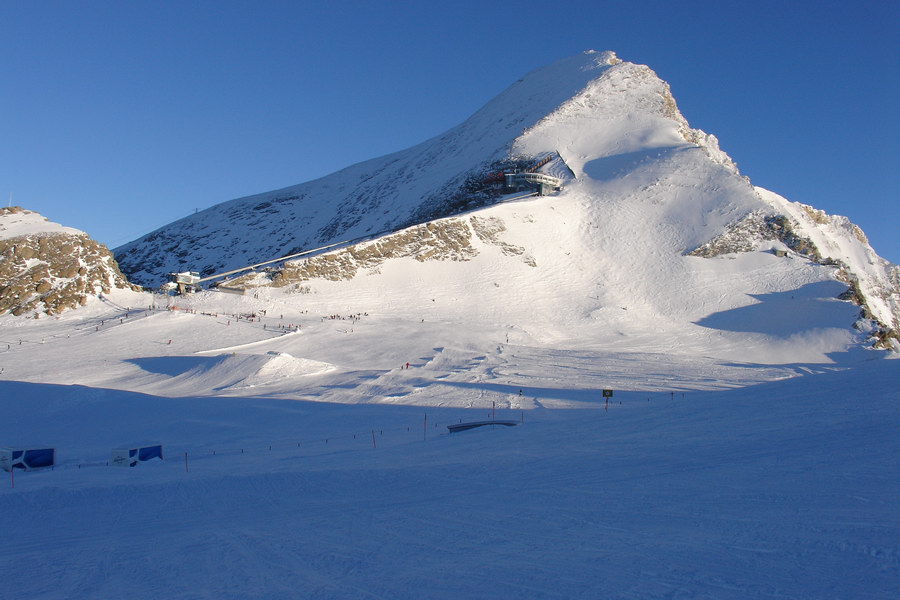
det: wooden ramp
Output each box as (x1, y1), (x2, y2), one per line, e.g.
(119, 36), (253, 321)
(447, 420), (517, 433)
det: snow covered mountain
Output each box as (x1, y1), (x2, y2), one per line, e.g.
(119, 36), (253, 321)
(0, 206), (134, 316)
(3, 53), (898, 600)
(114, 50), (899, 356)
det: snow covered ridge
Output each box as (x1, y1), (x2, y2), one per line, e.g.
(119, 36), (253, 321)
(0, 207), (136, 316)
(0, 205), (83, 240)
(514, 54), (740, 175)
(113, 50), (713, 284)
(686, 189), (900, 348)
(110, 50), (899, 355)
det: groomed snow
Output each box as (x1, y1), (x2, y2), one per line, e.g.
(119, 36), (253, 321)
(0, 288), (897, 599)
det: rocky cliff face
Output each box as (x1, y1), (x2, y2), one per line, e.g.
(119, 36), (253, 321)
(0, 207), (135, 316)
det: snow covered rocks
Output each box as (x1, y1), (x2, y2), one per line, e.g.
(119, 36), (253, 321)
(0, 207), (135, 316)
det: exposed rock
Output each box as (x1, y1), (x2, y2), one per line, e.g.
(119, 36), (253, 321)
(661, 84), (740, 175)
(0, 207), (137, 316)
(687, 206), (900, 348)
(687, 210), (820, 260)
(226, 215), (534, 290)
(470, 216), (536, 266)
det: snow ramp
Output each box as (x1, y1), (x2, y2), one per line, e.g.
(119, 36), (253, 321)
(126, 352), (335, 397)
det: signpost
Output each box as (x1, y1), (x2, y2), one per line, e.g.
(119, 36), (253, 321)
(602, 389), (613, 411)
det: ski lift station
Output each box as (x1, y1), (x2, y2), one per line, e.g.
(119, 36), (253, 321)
(164, 271), (201, 295)
(504, 172), (562, 196)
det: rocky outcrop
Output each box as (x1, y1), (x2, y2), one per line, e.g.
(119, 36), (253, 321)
(687, 211), (821, 260)
(0, 207), (135, 316)
(687, 205), (900, 350)
(225, 215), (534, 290)
(470, 216), (535, 265)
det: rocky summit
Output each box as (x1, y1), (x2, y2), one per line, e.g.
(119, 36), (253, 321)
(0, 206), (135, 316)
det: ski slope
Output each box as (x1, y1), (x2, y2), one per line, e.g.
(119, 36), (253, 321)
(0, 290), (898, 599)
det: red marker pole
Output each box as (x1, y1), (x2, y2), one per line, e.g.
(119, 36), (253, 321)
(184, 452), (189, 473)
(371, 430), (377, 449)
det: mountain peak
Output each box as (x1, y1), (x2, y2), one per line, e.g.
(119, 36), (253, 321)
(582, 49), (622, 66)
(112, 53), (898, 356)
(116, 50), (729, 286)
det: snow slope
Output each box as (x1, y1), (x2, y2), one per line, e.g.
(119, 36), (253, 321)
(0, 206), (84, 240)
(0, 292), (897, 599)
(756, 186), (900, 334)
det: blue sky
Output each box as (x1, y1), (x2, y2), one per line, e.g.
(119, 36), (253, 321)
(2, 0), (898, 262)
